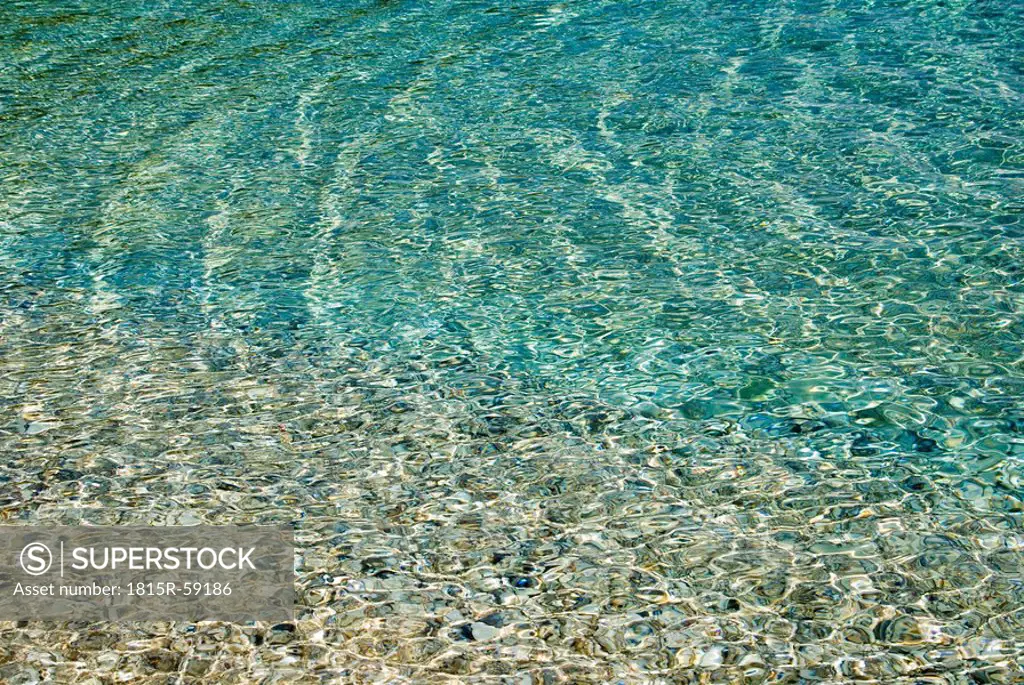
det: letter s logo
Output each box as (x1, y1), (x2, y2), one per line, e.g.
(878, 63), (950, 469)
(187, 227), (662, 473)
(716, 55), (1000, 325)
(20, 542), (52, 576)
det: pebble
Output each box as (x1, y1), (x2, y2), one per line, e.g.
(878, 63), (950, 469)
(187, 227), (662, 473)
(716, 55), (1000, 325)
(470, 622), (499, 641)
(699, 645), (724, 668)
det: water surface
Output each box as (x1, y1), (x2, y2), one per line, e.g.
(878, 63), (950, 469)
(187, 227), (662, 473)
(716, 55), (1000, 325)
(1, 0), (1023, 681)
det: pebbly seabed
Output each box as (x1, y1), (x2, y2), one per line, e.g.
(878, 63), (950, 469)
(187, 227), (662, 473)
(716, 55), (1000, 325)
(1, 0), (1024, 682)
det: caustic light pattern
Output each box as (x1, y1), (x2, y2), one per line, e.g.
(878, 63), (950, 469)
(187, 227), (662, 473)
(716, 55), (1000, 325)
(1, 0), (1023, 681)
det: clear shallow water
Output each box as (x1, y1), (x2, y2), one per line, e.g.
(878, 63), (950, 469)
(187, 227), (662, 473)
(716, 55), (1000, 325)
(1, 0), (1023, 681)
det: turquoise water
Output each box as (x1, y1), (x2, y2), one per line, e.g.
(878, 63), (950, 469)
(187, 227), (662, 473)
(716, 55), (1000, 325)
(1, 0), (1023, 681)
